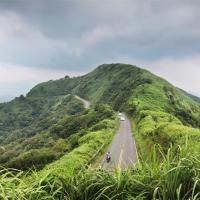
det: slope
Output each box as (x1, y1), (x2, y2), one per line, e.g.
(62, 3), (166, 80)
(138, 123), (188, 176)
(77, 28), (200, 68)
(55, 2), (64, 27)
(0, 94), (87, 169)
(0, 63), (200, 200)
(28, 63), (200, 128)
(27, 63), (200, 157)
(0, 63), (200, 170)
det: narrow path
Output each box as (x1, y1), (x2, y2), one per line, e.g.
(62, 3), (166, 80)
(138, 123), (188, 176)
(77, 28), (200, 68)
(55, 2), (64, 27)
(74, 95), (91, 109)
(101, 113), (138, 170)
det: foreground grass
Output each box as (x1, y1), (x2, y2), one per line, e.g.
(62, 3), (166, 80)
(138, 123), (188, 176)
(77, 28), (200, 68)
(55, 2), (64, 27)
(1, 144), (200, 200)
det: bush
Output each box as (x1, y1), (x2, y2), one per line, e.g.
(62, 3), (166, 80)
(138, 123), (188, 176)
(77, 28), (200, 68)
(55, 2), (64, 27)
(7, 149), (56, 170)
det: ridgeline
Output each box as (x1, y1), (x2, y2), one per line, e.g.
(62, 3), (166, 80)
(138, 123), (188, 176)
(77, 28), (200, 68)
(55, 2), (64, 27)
(0, 63), (200, 199)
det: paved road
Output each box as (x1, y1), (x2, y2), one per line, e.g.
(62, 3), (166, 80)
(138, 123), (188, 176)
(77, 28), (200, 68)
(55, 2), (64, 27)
(101, 113), (138, 169)
(73, 96), (137, 169)
(74, 95), (91, 109)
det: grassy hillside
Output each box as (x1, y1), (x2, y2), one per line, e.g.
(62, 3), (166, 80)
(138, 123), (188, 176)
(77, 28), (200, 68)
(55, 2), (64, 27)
(28, 64), (200, 127)
(0, 94), (88, 169)
(1, 144), (200, 199)
(1, 63), (200, 168)
(27, 64), (142, 110)
(0, 96), (115, 170)
(0, 63), (200, 199)
(28, 64), (200, 152)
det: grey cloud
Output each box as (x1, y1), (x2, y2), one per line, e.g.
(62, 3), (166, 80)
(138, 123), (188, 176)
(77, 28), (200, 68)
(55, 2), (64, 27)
(0, 0), (200, 85)
(0, 0), (95, 39)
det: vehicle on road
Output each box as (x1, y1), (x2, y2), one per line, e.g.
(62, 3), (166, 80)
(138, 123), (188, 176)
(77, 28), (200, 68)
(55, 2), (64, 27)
(120, 116), (125, 121)
(105, 152), (111, 163)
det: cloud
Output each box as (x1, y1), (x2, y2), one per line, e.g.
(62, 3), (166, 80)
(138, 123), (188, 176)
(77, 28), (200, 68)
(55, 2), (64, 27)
(1, 0), (200, 62)
(0, 0), (200, 96)
(147, 56), (200, 96)
(0, 63), (84, 96)
(0, 63), (83, 82)
(0, 11), (34, 45)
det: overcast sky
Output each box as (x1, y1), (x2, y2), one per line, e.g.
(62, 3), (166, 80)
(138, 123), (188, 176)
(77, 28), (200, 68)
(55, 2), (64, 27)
(0, 0), (200, 98)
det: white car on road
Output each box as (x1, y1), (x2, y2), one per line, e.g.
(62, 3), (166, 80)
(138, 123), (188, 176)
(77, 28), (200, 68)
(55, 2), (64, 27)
(120, 116), (125, 121)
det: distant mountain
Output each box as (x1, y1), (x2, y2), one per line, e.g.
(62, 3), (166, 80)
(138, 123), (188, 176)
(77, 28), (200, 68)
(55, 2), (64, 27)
(0, 63), (200, 170)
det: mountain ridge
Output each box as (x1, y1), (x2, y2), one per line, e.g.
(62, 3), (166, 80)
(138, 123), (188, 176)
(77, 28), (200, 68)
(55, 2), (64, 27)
(0, 63), (200, 169)
(27, 63), (200, 111)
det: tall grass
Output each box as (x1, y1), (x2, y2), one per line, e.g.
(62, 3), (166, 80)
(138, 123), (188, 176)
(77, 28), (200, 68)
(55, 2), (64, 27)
(1, 144), (200, 199)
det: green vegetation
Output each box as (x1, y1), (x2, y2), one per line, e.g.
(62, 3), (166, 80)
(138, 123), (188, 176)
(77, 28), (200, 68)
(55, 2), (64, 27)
(133, 110), (200, 159)
(0, 63), (200, 199)
(1, 145), (200, 199)
(126, 68), (200, 159)
(0, 94), (84, 143)
(0, 90), (114, 170)
(0, 94), (86, 169)
(41, 117), (117, 177)
(27, 64), (200, 125)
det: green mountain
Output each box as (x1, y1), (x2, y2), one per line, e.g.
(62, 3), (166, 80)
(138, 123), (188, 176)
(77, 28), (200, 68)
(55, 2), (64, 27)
(1, 63), (200, 200)
(28, 63), (200, 127)
(27, 64), (199, 122)
(0, 63), (200, 169)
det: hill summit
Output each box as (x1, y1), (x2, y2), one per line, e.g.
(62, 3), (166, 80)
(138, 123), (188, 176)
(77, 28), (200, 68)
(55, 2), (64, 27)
(28, 63), (200, 127)
(0, 63), (200, 169)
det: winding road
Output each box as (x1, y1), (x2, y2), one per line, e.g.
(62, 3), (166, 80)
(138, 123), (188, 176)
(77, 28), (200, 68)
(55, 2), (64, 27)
(74, 95), (91, 109)
(101, 113), (138, 169)
(74, 95), (138, 169)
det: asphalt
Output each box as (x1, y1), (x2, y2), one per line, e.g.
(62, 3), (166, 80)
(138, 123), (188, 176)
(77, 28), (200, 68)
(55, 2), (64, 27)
(74, 96), (138, 169)
(101, 113), (138, 170)
(74, 95), (91, 109)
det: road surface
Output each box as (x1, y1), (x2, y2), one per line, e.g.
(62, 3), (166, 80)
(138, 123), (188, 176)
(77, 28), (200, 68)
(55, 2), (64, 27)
(101, 113), (138, 169)
(74, 95), (91, 109)
(73, 96), (137, 169)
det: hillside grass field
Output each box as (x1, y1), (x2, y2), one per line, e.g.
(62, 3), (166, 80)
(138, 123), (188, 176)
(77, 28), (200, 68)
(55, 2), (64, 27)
(1, 144), (200, 199)
(0, 63), (200, 199)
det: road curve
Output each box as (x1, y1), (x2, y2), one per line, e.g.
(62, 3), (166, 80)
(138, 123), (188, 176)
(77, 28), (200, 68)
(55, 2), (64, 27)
(74, 95), (91, 109)
(101, 113), (138, 170)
